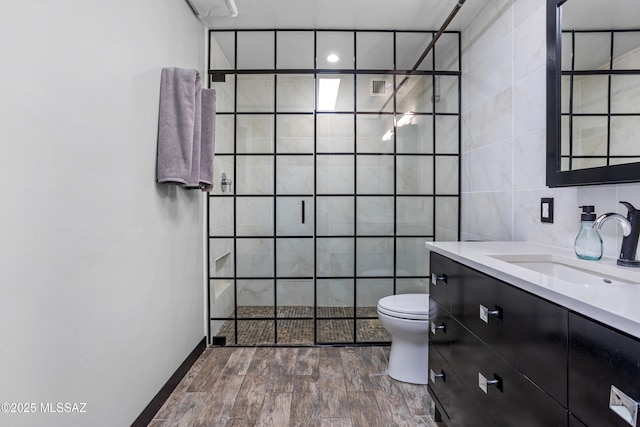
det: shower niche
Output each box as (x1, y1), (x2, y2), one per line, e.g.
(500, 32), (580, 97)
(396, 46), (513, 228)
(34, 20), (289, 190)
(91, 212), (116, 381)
(207, 29), (460, 345)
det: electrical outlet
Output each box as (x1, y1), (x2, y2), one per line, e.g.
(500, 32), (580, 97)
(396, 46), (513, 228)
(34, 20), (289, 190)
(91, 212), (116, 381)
(541, 198), (554, 223)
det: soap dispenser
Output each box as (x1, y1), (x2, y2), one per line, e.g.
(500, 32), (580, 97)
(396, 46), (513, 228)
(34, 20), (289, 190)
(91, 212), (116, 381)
(575, 205), (603, 260)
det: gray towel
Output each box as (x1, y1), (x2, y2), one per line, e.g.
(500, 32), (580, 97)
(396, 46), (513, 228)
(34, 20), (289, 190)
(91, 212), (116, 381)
(183, 77), (202, 189)
(199, 89), (216, 192)
(156, 67), (201, 185)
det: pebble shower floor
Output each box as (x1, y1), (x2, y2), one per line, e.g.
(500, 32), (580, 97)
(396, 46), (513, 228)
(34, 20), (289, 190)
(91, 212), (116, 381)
(217, 306), (391, 345)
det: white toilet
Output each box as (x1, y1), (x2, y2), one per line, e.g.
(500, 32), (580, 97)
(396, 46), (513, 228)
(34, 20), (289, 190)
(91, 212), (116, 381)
(377, 293), (430, 384)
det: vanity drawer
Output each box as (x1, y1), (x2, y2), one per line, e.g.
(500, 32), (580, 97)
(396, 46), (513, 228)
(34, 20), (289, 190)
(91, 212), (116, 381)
(569, 313), (640, 427)
(430, 252), (461, 310)
(454, 264), (568, 405)
(429, 344), (497, 427)
(451, 319), (568, 427)
(429, 299), (451, 360)
(428, 340), (453, 419)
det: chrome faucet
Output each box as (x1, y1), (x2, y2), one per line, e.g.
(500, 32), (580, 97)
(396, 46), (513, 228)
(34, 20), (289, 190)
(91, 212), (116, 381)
(593, 201), (640, 267)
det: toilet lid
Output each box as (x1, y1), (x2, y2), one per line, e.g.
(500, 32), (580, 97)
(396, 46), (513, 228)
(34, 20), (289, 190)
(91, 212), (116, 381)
(377, 294), (430, 320)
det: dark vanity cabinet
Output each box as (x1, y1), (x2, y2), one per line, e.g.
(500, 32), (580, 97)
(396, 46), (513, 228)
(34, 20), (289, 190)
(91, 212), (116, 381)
(429, 251), (640, 427)
(429, 252), (567, 426)
(569, 313), (640, 427)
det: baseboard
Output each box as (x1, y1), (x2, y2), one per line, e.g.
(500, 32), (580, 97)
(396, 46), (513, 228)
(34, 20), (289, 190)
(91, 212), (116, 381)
(131, 336), (206, 427)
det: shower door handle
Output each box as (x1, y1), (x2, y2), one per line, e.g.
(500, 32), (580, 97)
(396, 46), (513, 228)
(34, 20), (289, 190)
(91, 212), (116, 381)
(301, 200), (305, 224)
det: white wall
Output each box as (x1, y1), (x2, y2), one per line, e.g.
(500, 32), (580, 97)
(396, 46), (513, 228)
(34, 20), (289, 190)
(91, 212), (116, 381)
(0, 1), (205, 426)
(460, 0), (640, 257)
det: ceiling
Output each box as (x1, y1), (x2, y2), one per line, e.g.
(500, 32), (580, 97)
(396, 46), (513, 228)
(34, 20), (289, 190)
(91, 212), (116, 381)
(199, 0), (485, 31)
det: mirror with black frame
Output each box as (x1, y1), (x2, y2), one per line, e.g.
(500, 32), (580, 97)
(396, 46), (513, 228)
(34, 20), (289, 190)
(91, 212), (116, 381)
(546, 0), (640, 187)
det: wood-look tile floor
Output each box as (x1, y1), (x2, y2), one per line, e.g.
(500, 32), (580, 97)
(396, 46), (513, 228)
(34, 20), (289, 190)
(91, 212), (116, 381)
(149, 346), (439, 427)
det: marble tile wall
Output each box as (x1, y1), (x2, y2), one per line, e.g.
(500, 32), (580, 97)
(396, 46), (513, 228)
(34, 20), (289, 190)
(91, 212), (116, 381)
(317, 196), (354, 235)
(276, 115), (314, 153)
(317, 279), (354, 307)
(317, 115), (354, 152)
(276, 156), (314, 194)
(317, 238), (355, 277)
(397, 76), (433, 113)
(276, 238), (314, 277)
(460, 0), (640, 257)
(396, 117), (433, 153)
(276, 197), (314, 236)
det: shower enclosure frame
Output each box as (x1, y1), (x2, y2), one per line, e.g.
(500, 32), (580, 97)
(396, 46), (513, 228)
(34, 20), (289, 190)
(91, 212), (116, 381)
(206, 29), (461, 346)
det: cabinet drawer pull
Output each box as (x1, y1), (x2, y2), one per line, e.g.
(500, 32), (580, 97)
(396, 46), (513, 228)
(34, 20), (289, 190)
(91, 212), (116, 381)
(478, 372), (502, 394)
(430, 369), (445, 383)
(431, 273), (447, 286)
(610, 385), (639, 427)
(479, 304), (503, 323)
(430, 321), (446, 335)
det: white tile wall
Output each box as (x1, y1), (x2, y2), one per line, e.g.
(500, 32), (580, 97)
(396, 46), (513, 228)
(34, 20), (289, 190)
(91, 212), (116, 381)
(356, 155), (394, 194)
(397, 155), (434, 194)
(237, 115), (274, 153)
(236, 156), (274, 195)
(276, 75), (315, 112)
(277, 280), (314, 307)
(317, 196), (355, 235)
(237, 74), (274, 112)
(276, 197), (314, 236)
(435, 197), (458, 241)
(237, 279), (274, 306)
(396, 197), (434, 235)
(236, 197), (274, 236)
(356, 114), (394, 152)
(276, 115), (314, 153)
(316, 155), (355, 194)
(356, 196), (394, 235)
(275, 155), (314, 194)
(276, 238), (314, 277)
(316, 238), (355, 276)
(317, 279), (354, 307)
(356, 238), (394, 276)
(397, 117), (434, 153)
(461, 0), (640, 257)
(317, 114), (355, 152)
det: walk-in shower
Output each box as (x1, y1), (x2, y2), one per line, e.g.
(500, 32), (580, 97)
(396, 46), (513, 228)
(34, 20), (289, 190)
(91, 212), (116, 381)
(207, 29), (460, 345)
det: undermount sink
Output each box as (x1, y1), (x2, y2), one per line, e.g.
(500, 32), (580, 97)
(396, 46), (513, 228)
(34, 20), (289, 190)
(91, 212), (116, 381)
(489, 254), (639, 286)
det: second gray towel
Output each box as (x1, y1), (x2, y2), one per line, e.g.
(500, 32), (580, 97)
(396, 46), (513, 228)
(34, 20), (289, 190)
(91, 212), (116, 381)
(199, 89), (216, 192)
(183, 77), (202, 189)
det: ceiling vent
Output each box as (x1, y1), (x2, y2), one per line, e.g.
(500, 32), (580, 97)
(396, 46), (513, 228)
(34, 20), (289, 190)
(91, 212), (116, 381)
(370, 79), (387, 96)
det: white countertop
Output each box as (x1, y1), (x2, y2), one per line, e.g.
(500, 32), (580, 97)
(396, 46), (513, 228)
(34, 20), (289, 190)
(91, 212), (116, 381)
(425, 241), (640, 339)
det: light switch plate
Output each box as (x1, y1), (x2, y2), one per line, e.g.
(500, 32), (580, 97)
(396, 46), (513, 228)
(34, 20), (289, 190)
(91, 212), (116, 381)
(541, 197), (554, 223)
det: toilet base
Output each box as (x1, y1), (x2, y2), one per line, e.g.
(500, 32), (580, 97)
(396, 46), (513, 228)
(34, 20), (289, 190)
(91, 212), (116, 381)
(387, 341), (429, 384)
(377, 293), (430, 385)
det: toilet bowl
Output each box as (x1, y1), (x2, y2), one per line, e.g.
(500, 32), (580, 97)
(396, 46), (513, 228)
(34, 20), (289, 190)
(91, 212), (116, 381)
(377, 293), (430, 384)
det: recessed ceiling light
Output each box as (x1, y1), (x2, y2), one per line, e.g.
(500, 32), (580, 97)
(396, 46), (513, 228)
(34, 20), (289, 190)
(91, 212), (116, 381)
(327, 54), (340, 63)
